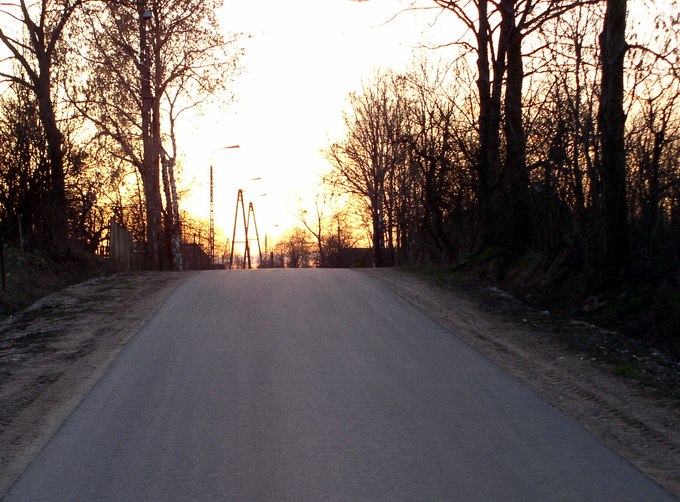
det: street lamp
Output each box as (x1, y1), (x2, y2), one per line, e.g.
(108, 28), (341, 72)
(209, 144), (240, 266)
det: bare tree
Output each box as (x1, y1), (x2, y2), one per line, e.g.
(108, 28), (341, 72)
(296, 192), (329, 267)
(296, 189), (357, 267)
(279, 228), (312, 268)
(0, 0), (87, 249)
(72, 0), (241, 269)
(326, 70), (409, 267)
(628, 90), (679, 243)
(522, 5), (603, 262)
(430, 0), (593, 252)
(322, 209), (357, 268)
(0, 83), (48, 246)
(598, 0), (630, 281)
(0, 79), (107, 253)
(401, 58), (478, 264)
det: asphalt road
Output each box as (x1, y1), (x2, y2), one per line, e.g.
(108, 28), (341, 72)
(4, 270), (676, 501)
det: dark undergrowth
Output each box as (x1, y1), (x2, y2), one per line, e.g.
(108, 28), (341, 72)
(402, 251), (680, 401)
(0, 245), (117, 321)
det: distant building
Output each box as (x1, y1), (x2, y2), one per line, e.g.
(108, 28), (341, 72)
(182, 243), (210, 270)
(334, 248), (372, 268)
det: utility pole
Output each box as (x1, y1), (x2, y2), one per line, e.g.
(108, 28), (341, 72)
(210, 162), (214, 265)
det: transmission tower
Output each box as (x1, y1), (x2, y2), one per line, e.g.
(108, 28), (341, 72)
(228, 190), (262, 269)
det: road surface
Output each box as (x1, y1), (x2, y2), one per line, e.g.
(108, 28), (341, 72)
(4, 270), (676, 501)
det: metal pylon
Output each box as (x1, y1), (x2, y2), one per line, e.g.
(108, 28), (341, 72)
(246, 202), (263, 267)
(228, 189), (264, 269)
(229, 189), (249, 269)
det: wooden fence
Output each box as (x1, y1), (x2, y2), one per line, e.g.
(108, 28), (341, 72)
(109, 220), (145, 270)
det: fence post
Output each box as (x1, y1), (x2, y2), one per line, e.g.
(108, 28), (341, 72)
(110, 219), (134, 271)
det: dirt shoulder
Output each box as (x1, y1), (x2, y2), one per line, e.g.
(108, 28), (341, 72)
(362, 268), (680, 498)
(0, 271), (189, 495)
(0, 268), (678, 498)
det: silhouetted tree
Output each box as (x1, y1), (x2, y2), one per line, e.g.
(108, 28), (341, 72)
(0, 0), (86, 249)
(401, 58), (478, 264)
(598, 0), (630, 282)
(0, 85), (48, 245)
(326, 71), (408, 267)
(279, 228), (312, 268)
(72, 0), (241, 269)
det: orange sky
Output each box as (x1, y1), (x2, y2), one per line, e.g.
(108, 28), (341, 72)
(177, 0), (445, 244)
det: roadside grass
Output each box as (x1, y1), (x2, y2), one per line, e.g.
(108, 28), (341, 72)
(0, 246), (116, 321)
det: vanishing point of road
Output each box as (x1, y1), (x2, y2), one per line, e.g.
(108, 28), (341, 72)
(4, 270), (677, 501)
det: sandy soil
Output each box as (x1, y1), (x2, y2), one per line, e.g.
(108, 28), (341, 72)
(0, 268), (678, 498)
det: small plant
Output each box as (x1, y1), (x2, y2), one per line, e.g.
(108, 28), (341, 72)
(612, 363), (641, 378)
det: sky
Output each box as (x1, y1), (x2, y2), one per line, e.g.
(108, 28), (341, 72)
(177, 0), (445, 247)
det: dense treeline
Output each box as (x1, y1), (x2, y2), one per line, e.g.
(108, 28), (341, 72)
(327, 1), (679, 285)
(0, 0), (241, 269)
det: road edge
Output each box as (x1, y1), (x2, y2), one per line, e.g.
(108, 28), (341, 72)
(360, 267), (680, 499)
(0, 272), (189, 496)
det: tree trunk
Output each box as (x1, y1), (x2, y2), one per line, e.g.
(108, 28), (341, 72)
(151, 3), (167, 269)
(35, 64), (68, 250)
(599, 0), (630, 281)
(476, 0), (507, 250)
(161, 152), (183, 270)
(476, 0), (501, 245)
(138, 1), (163, 270)
(168, 155), (184, 270)
(150, 97), (165, 269)
(372, 202), (385, 267)
(502, 0), (532, 253)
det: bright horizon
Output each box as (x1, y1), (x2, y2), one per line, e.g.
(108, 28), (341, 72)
(176, 0), (446, 247)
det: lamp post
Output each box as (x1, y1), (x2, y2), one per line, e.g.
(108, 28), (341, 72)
(209, 144), (240, 266)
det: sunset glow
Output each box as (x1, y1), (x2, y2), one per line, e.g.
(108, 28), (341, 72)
(177, 0), (443, 244)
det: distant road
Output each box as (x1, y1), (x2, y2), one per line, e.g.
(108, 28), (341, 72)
(4, 270), (676, 501)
